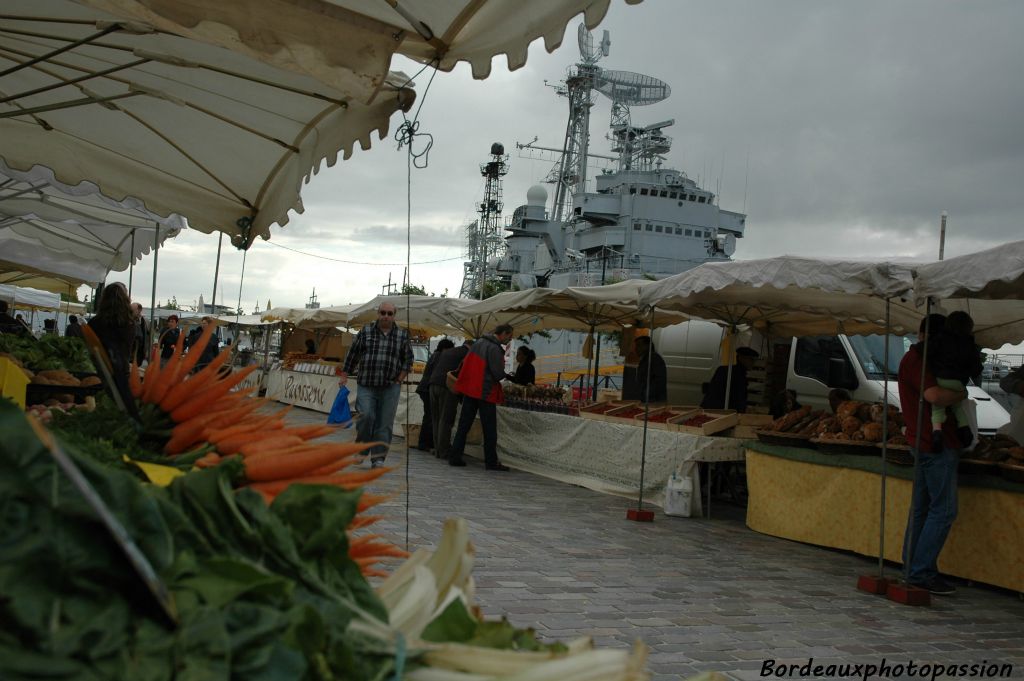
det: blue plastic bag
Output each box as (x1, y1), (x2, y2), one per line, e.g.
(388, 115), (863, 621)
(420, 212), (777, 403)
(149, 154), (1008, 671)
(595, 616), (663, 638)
(328, 385), (353, 427)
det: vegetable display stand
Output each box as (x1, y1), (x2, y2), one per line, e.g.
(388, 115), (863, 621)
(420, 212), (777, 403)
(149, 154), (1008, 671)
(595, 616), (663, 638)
(671, 409), (738, 435)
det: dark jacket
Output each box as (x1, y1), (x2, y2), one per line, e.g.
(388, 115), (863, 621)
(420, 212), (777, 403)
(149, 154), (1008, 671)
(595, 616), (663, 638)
(87, 315), (134, 377)
(636, 349), (668, 403)
(186, 326), (220, 369)
(416, 349), (444, 396)
(454, 335), (507, 404)
(132, 316), (149, 365)
(508, 362), (536, 386)
(701, 363), (748, 412)
(430, 345), (470, 388)
(928, 330), (983, 385)
(159, 326), (181, 359)
(65, 321), (84, 338)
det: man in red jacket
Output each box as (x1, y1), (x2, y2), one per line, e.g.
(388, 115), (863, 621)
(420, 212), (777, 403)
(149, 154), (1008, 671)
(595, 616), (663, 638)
(449, 324), (515, 470)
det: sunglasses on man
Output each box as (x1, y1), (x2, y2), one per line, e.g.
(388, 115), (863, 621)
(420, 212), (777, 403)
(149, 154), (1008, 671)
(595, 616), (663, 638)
(379, 310), (395, 316)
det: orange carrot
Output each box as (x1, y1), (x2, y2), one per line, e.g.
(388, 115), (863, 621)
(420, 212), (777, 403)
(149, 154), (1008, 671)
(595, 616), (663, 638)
(251, 467), (392, 490)
(139, 346), (162, 402)
(279, 424), (337, 441)
(306, 456), (359, 476)
(194, 452), (222, 468)
(159, 341), (234, 412)
(236, 436), (306, 458)
(165, 399), (263, 452)
(147, 328), (186, 404)
(170, 365), (258, 423)
(357, 493), (393, 513)
(242, 445), (366, 482)
(348, 515), (384, 530)
(349, 540), (408, 560)
(245, 441), (376, 466)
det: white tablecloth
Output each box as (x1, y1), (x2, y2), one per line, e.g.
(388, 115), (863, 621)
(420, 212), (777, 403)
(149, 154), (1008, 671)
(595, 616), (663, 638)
(491, 408), (745, 512)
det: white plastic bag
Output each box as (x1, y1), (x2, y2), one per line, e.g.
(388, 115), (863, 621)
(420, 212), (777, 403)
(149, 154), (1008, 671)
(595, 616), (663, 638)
(962, 398), (979, 452)
(664, 472), (693, 517)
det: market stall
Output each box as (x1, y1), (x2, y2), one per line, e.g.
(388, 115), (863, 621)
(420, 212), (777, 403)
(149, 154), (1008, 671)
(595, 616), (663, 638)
(490, 406), (745, 514)
(745, 442), (1024, 592)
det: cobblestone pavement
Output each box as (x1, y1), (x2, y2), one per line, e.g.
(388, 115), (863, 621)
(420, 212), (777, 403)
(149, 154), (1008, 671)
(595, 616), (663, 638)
(289, 407), (1024, 680)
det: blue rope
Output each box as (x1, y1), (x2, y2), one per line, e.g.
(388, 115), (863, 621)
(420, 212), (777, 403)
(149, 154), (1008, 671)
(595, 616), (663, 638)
(391, 632), (407, 680)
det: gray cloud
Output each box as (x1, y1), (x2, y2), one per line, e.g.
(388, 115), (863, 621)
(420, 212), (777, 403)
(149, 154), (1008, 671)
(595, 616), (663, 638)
(102, 0), (1024, 332)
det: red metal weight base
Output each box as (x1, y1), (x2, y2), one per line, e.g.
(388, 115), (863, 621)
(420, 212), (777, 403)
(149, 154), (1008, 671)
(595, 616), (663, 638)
(856, 574), (891, 595)
(885, 581), (931, 606)
(626, 508), (655, 522)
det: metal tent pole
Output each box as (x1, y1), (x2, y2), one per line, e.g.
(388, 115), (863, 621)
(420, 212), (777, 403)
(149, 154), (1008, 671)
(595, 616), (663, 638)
(128, 229), (135, 297)
(149, 227), (159, 329)
(629, 306), (656, 522)
(211, 232), (223, 311)
(878, 299), (891, 577)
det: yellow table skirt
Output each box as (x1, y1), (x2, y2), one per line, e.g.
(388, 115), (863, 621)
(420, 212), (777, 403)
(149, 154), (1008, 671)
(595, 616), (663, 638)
(745, 449), (1024, 593)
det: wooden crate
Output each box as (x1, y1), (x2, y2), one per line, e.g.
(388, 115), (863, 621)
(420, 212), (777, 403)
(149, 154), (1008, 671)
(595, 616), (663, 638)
(728, 413), (775, 438)
(603, 403), (649, 424)
(632, 406), (699, 431)
(579, 399), (637, 422)
(671, 409), (739, 436)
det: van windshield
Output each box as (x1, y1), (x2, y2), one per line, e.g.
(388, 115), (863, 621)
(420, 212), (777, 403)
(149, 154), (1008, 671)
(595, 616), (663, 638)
(847, 334), (915, 379)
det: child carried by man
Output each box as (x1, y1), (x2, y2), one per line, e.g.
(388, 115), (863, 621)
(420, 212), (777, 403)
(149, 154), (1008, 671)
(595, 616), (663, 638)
(927, 310), (984, 450)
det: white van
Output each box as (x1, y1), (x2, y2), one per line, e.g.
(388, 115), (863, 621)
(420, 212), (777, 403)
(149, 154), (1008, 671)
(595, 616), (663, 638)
(653, 322), (1011, 435)
(786, 334), (1009, 435)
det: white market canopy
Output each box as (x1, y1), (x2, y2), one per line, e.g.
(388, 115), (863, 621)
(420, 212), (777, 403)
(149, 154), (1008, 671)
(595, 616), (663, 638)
(80, 0), (644, 88)
(0, 1), (414, 247)
(0, 159), (184, 285)
(914, 240), (1024, 348)
(261, 305), (360, 329)
(455, 280), (689, 337)
(639, 256), (921, 337)
(346, 295), (472, 337)
(2, 1), (640, 247)
(0, 282), (61, 310)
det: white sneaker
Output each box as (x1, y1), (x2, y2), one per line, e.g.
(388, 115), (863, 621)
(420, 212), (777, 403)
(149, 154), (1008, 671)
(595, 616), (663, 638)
(370, 459), (385, 469)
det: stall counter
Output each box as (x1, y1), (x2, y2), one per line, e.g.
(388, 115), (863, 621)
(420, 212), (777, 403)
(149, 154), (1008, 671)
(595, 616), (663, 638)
(745, 442), (1024, 593)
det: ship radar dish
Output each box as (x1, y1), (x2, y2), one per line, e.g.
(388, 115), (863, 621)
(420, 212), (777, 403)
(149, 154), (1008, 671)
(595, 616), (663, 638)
(577, 24), (610, 65)
(526, 184), (548, 206)
(595, 70), (670, 106)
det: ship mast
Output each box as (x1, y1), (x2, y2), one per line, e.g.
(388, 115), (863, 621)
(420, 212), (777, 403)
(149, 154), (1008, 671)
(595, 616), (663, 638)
(548, 26), (609, 224)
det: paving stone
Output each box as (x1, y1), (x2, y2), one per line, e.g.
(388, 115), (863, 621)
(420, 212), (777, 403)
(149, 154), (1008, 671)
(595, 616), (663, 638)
(284, 407), (1024, 680)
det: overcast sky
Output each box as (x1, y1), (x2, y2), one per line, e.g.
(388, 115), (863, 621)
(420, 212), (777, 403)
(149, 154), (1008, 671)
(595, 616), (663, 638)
(106, 0), (1024, 337)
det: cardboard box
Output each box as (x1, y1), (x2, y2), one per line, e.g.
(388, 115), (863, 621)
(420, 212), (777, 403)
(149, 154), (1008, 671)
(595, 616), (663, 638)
(0, 357), (29, 408)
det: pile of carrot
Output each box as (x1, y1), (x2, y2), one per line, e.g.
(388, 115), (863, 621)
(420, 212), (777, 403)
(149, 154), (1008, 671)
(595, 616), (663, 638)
(130, 322), (408, 575)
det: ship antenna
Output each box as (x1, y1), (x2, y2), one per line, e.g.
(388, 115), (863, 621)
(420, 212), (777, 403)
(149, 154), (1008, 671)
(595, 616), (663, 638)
(742, 147), (750, 214)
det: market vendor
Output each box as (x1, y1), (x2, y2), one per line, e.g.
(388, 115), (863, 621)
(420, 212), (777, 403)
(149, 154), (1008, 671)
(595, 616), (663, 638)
(701, 346), (758, 412)
(0, 300), (27, 335)
(634, 336), (667, 403)
(898, 313), (965, 596)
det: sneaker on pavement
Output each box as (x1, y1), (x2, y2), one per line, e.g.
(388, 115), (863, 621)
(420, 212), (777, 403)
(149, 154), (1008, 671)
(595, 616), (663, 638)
(370, 459), (385, 469)
(485, 463), (510, 472)
(916, 577), (956, 595)
(449, 458), (467, 467)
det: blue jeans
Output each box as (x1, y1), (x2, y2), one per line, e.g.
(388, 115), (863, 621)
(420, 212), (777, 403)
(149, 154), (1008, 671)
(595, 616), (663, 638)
(449, 396), (498, 466)
(902, 447), (959, 584)
(355, 383), (401, 461)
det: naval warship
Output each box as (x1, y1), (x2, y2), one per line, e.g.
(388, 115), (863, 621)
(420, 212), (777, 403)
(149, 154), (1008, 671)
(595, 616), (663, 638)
(461, 24), (747, 297)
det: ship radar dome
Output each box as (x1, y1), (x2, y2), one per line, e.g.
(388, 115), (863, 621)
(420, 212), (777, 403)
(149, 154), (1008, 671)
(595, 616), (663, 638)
(526, 184), (548, 206)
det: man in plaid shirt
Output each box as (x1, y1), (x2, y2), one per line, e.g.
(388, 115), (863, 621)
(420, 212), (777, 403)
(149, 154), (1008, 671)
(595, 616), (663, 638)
(339, 302), (413, 467)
